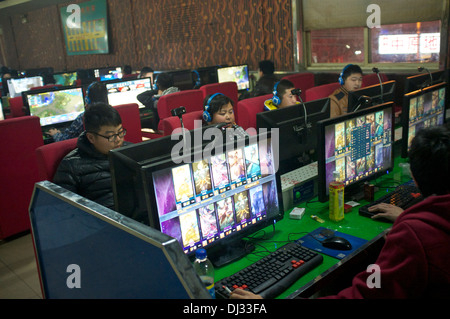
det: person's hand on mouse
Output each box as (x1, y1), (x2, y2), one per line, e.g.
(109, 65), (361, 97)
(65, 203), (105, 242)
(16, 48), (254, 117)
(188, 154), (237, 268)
(368, 203), (403, 223)
(229, 288), (263, 299)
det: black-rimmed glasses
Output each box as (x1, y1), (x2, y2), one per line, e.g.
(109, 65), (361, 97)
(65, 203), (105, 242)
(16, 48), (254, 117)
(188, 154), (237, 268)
(88, 128), (127, 142)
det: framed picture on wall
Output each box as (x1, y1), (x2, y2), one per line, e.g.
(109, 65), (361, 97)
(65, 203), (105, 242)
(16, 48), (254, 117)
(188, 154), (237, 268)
(60, 0), (109, 56)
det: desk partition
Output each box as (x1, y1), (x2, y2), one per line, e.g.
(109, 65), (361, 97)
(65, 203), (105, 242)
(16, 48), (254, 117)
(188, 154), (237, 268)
(29, 181), (210, 299)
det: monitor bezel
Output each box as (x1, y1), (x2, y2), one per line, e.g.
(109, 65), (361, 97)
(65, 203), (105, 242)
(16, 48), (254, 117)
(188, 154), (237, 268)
(317, 102), (395, 203)
(348, 80), (396, 113)
(400, 81), (447, 158)
(404, 70), (446, 94)
(7, 76), (44, 98)
(104, 76), (153, 108)
(52, 70), (78, 86)
(217, 64), (250, 91)
(93, 66), (123, 81)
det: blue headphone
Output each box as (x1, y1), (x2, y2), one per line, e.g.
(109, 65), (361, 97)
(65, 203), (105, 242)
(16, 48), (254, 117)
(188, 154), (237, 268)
(85, 81), (96, 105)
(193, 70), (201, 88)
(203, 93), (224, 122)
(272, 81), (281, 106)
(152, 74), (158, 90)
(338, 64), (353, 85)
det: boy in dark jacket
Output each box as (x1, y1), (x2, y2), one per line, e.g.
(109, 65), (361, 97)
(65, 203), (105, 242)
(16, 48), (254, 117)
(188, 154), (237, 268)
(53, 103), (130, 209)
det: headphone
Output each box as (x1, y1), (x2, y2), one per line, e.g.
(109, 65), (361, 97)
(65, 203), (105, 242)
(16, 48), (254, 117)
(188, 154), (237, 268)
(203, 93), (224, 122)
(338, 64), (353, 85)
(152, 74), (159, 90)
(193, 70), (201, 88)
(85, 81), (96, 105)
(272, 81), (281, 106)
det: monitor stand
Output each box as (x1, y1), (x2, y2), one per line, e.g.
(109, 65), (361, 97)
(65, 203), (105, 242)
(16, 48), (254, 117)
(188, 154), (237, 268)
(207, 238), (255, 268)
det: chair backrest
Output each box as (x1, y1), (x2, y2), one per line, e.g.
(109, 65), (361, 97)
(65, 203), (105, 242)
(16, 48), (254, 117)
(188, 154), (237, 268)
(281, 72), (315, 101)
(156, 90), (204, 123)
(305, 82), (341, 102)
(0, 116), (44, 239)
(112, 103), (143, 144)
(9, 96), (26, 117)
(35, 138), (78, 182)
(236, 94), (272, 130)
(160, 110), (203, 136)
(362, 73), (389, 87)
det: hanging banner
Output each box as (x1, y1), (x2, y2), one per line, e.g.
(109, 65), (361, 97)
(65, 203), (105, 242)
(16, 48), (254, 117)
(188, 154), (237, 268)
(60, 0), (109, 56)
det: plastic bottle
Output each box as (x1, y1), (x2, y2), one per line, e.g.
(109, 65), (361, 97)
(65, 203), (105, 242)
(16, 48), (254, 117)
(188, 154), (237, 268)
(329, 171), (345, 221)
(193, 248), (215, 298)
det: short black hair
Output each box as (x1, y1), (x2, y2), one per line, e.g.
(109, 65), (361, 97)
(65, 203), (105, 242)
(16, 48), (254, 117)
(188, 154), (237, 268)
(259, 60), (275, 75)
(86, 81), (108, 105)
(275, 79), (295, 97)
(140, 66), (154, 74)
(409, 125), (450, 197)
(154, 72), (173, 91)
(342, 64), (363, 82)
(203, 93), (234, 119)
(84, 103), (122, 133)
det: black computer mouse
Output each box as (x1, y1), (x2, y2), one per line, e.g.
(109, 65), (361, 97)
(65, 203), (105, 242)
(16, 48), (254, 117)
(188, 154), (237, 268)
(321, 236), (352, 250)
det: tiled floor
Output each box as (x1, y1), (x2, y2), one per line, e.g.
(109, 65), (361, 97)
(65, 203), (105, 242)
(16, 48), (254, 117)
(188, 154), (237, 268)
(0, 232), (42, 299)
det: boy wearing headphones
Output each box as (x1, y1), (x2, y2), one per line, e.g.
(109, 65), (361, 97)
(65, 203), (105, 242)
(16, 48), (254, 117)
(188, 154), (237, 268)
(203, 93), (236, 126)
(263, 79), (298, 111)
(329, 64), (363, 118)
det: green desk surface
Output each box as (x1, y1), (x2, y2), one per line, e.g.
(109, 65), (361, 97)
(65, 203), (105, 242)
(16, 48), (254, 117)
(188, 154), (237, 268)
(214, 155), (412, 299)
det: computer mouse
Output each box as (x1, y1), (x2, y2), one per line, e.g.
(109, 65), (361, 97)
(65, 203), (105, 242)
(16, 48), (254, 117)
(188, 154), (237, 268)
(321, 236), (352, 250)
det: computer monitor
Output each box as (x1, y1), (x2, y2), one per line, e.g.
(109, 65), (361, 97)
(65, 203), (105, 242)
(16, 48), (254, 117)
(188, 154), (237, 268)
(106, 77), (152, 108)
(94, 66), (123, 81)
(348, 80), (396, 113)
(400, 82), (446, 158)
(404, 70), (446, 94)
(7, 76), (44, 98)
(317, 102), (395, 202)
(23, 86), (85, 129)
(217, 64), (250, 91)
(256, 98), (330, 174)
(110, 130), (283, 267)
(53, 71), (78, 86)
(194, 65), (221, 86)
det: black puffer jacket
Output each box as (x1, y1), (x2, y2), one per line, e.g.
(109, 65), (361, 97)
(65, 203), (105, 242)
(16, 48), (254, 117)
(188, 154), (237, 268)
(53, 132), (130, 209)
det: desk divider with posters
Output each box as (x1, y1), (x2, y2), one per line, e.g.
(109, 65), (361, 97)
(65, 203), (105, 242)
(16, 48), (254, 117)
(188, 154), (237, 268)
(29, 181), (210, 299)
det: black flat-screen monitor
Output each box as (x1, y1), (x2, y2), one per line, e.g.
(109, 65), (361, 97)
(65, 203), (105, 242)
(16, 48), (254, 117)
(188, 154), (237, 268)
(317, 102), (395, 202)
(401, 82), (446, 158)
(404, 70), (446, 94)
(348, 80), (396, 113)
(217, 64), (250, 91)
(23, 86), (85, 129)
(256, 98), (330, 174)
(53, 71), (78, 86)
(94, 66), (123, 81)
(194, 65), (221, 87)
(7, 76), (44, 98)
(110, 129), (283, 267)
(106, 77), (152, 108)
(154, 69), (195, 91)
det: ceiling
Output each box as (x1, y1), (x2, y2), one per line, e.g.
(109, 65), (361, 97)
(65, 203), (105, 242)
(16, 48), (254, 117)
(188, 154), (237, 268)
(0, 0), (69, 17)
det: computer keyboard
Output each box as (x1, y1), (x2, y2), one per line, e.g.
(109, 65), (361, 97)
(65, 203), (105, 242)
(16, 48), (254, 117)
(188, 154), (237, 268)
(214, 241), (323, 299)
(359, 180), (423, 218)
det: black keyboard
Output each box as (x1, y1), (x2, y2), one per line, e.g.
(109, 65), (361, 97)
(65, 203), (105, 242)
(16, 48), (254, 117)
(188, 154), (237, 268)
(215, 242), (323, 299)
(359, 180), (423, 218)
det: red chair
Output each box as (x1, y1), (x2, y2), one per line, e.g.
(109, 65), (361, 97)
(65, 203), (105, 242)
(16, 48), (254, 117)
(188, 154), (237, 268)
(235, 94), (272, 130)
(156, 90), (204, 123)
(362, 73), (389, 87)
(112, 103), (143, 143)
(0, 116), (44, 239)
(35, 138), (78, 182)
(9, 96), (26, 117)
(159, 110), (204, 136)
(305, 83), (341, 102)
(199, 82), (239, 122)
(281, 72), (315, 101)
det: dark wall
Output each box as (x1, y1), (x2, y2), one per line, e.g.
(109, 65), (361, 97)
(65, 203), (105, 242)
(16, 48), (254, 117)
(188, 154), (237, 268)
(1, 0), (294, 72)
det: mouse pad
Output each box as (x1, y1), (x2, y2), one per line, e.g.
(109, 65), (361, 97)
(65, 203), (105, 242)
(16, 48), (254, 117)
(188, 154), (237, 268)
(297, 227), (368, 259)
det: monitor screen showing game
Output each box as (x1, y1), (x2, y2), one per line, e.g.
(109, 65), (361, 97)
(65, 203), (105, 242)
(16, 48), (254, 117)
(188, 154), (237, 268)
(24, 86), (85, 127)
(401, 82), (446, 158)
(53, 71), (78, 86)
(7, 76), (44, 98)
(106, 77), (152, 108)
(94, 66), (123, 81)
(348, 80), (396, 113)
(217, 65), (249, 91)
(317, 102), (394, 202)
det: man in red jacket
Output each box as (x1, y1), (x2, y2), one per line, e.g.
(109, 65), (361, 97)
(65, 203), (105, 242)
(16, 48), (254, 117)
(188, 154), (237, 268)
(231, 125), (450, 299)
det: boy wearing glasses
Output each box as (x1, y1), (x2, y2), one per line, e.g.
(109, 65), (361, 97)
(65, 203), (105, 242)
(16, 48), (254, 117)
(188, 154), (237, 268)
(54, 103), (130, 209)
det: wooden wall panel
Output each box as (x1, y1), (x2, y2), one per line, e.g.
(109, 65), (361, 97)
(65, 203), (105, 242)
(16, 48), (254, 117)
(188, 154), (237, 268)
(1, 0), (294, 72)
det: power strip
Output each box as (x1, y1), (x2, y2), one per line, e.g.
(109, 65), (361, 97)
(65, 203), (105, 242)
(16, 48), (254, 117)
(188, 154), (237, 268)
(281, 162), (318, 210)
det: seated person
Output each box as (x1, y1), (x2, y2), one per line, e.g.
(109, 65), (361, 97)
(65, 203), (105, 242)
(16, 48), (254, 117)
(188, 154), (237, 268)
(232, 125), (450, 299)
(137, 72), (179, 130)
(47, 81), (108, 142)
(252, 60), (277, 97)
(329, 64), (363, 118)
(264, 79), (298, 111)
(53, 103), (131, 210)
(138, 66), (154, 80)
